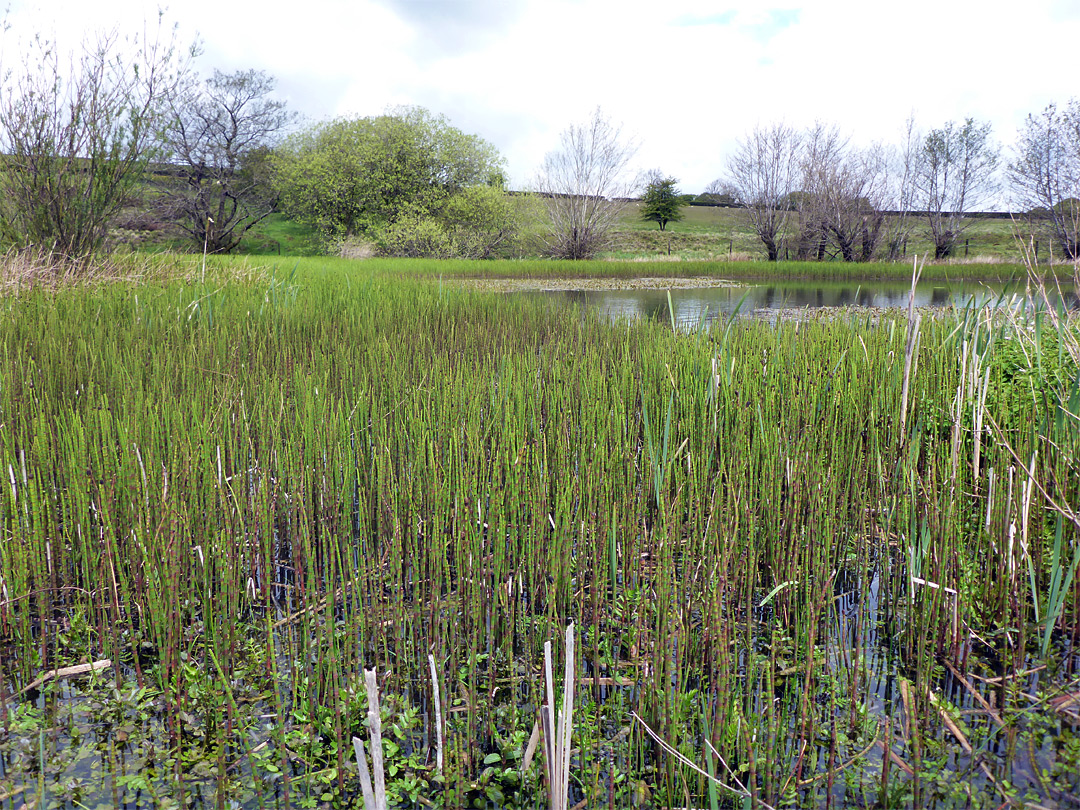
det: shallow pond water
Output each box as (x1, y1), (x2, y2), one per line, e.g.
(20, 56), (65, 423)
(526, 278), (1080, 328)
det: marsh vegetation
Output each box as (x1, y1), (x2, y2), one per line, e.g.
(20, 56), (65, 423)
(1, 255), (1079, 809)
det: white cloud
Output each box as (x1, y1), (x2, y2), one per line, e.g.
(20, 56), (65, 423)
(4, 0), (1080, 193)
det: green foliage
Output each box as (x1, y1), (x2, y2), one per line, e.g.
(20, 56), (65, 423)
(640, 175), (687, 231)
(3, 258), (1080, 807)
(372, 186), (538, 259)
(236, 212), (323, 256)
(375, 205), (455, 259)
(271, 106), (505, 241)
(985, 321), (1080, 426)
(1052, 197), (1080, 218)
(692, 192), (737, 206)
(779, 189), (814, 212)
(441, 186), (540, 258)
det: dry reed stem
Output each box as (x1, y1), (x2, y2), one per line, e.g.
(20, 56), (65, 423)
(559, 624), (574, 807)
(353, 736), (376, 810)
(899, 256), (925, 445)
(542, 623), (575, 810)
(0, 250), (142, 291)
(989, 419), (1080, 533)
(19, 659), (112, 694)
(428, 653), (444, 773)
(630, 710), (775, 808)
(943, 661), (1004, 727)
(877, 741), (914, 776)
(352, 669), (387, 810)
(0, 249), (266, 293)
(522, 720), (540, 775)
(0, 787), (27, 803)
(927, 686), (1017, 805)
(925, 687), (972, 753)
(365, 669), (387, 809)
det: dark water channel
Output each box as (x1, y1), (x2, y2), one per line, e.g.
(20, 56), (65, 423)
(529, 278), (1080, 328)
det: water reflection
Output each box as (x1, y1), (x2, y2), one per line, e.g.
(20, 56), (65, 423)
(536, 279), (1079, 329)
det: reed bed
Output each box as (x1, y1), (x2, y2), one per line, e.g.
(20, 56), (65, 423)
(0, 257), (1078, 808)
(309, 256), (1035, 284)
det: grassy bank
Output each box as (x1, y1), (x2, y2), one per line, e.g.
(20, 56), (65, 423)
(5, 251), (1038, 291)
(285, 255), (1035, 283)
(120, 191), (1050, 267)
(0, 256), (1078, 808)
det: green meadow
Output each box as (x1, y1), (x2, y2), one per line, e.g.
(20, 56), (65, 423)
(0, 255), (1078, 809)
(136, 198), (1045, 269)
(606, 204), (1027, 265)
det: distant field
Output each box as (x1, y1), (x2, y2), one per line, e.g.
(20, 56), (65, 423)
(611, 201), (1040, 264)
(114, 191), (1060, 269)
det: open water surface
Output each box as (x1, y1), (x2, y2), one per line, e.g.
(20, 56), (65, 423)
(530, 278), (1080, 328)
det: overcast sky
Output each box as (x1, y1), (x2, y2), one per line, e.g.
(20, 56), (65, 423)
(4, 0), (1080, 195)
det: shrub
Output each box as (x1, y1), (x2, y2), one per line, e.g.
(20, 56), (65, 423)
(375, 212), (454, 259)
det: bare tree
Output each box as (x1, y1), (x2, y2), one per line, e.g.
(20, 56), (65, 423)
(854, 146), (892, 261)
(700, 178), (740, 206)
(160, 69), (296, 253)
(0, 19), (192, 264)
(771, 123), (893, 263)
(725, 123), (801, 261)
(534, 108), (637, 259)
(1010, 100), (1080, 260)
(812, 144), (891, 262)
(880, 115), (921, 260)
(913, 118), (1000, 259)
(791, 122), (847, 260)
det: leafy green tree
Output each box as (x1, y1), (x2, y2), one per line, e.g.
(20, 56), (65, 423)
(441, 186), (538, 259)
(0, 19), (192, 264)
(375, 204), (455, 258)
(374, 188), (538, 259)
(639, 173), (686, 231)
(272, 107), (505, 241)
